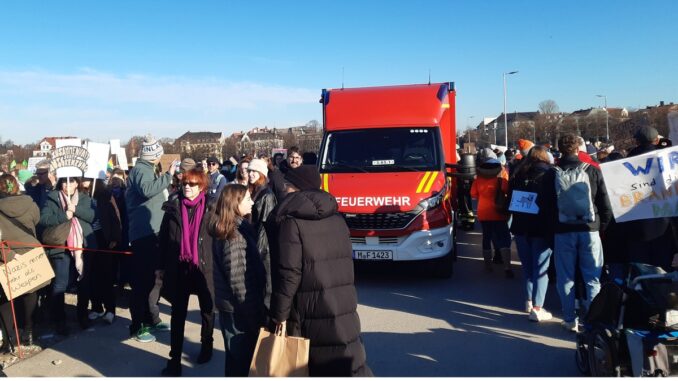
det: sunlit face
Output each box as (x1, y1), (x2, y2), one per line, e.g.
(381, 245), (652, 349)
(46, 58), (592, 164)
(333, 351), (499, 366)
(238, 191), (254, 216)
(61, 178), (78, 196)
(288, 153), (303, 169)
(239, 163), (249, 178)
(182, 178), (202, 200)
(248, 170), (261, 184)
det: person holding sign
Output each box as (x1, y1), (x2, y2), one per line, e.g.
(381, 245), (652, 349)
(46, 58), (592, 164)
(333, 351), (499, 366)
(39, 176), (97, 335)
(508, 146), (558, 322)
(0, 174), (43, 351)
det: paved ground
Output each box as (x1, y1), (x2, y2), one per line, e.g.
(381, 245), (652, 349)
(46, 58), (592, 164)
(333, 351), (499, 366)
(4, 224), (581, 377)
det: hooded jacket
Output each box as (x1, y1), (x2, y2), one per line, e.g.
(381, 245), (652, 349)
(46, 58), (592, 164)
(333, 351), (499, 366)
(159, 195), (215, 305)
(470, 164), (509, 221)
(0, 194), (41, 257)
(268, 189), (371, 377)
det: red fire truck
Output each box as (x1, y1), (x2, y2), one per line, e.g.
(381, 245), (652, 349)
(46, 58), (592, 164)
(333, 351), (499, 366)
(318, 82), (458, 277)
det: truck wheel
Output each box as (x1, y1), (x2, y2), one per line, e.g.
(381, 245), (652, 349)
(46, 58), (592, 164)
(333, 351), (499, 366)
(432, 251), (454, 278)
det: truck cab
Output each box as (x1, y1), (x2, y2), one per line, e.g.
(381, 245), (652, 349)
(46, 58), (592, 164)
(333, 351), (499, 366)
(318, 82), (458, 277)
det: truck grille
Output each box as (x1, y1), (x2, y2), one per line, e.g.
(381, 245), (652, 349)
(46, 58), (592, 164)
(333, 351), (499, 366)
(342, 212), (420, 230)
(350, 236), (406, 245)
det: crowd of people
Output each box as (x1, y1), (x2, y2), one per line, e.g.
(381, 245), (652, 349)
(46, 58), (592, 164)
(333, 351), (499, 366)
(0, 135), (371, 376)
(470, 126), (677, 330)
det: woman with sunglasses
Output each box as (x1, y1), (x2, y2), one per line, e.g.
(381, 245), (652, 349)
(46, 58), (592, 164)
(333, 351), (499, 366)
(39, 176), (97, 335)
(210, 184), (266, 377)
(159, 168), (215, 377)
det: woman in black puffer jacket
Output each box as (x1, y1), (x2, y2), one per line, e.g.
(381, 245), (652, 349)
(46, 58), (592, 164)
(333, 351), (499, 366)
(210, 183), (267, 377)
(267, 166), (372, 377)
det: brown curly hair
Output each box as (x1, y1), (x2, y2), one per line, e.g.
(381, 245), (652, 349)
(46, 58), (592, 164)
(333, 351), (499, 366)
(0, 174), (20, 196)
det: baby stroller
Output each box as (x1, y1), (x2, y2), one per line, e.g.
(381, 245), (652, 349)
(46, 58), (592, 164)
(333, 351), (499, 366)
(575, 263), (678, 377)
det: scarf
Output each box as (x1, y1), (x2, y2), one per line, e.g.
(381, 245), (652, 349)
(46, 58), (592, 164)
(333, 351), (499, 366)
(180, 192), (206, 266)
(59, 190), (84, 280)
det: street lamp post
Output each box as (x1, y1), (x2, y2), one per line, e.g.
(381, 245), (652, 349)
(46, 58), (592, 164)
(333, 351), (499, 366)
(596, 94), (609, 142)
(466, 116), (475, 144)
(503, 71), (518, 148)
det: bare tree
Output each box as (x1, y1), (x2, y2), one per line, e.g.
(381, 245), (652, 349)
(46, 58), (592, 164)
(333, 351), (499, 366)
(538, 100), (560, 115)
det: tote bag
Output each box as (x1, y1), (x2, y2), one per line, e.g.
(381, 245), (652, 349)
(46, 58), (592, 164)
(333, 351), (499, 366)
(249, 321), (310, 377)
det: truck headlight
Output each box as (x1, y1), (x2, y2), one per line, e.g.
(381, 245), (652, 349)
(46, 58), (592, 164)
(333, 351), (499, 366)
(417, 184), (447, 211)
(665, 309), (678, 328)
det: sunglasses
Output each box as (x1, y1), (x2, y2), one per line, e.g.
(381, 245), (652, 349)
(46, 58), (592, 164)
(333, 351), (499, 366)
(208, 162), (219, 166)
(182, 181), (200, 187)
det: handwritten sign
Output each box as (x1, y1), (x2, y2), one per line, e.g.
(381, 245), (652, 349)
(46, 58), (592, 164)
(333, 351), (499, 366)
(509, 190), (540, 214)
(27, 157), (44, 173)
(0, 248), (55, 300)
(159, 154), (181, 173)
(53, 138), (89, 178)
(600, 145), (678, 222)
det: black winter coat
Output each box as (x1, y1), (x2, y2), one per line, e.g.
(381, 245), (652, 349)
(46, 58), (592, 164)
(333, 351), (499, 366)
(508, 162), (557, 238)
(159, 196), (215, 305)
(268, 189), (371, 377)
(251, 184), (276, 308)
(212, 218), (266, 318)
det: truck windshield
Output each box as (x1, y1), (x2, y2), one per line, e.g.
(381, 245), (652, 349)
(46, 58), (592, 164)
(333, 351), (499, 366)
(320, 127), (442, 173)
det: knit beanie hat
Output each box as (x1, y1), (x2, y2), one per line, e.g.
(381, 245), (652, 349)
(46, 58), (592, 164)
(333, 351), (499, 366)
(180, 158), (196, 172)
(247, 159), (269, 178)
(140, 134), (164, 161)
(517, 139), (534, 156)
(284, 166), (321, 191)
(479, 148), (498, 162)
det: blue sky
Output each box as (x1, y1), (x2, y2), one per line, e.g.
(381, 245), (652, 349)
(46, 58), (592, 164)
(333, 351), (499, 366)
(1, 0), (676, 144)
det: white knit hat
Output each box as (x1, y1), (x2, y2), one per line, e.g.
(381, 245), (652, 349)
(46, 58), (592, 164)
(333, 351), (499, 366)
(140, 134), (164, 161)
(247, 159), (269, 178)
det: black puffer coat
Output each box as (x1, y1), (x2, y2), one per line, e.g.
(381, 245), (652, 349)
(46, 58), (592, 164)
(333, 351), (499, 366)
(251, 184), (276, 308)
(159, 196), (215, 304)
(268, 189), (371, 377)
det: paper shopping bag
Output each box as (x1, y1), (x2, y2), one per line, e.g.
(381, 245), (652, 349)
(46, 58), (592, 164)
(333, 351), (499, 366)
(249, 323), (310, 377)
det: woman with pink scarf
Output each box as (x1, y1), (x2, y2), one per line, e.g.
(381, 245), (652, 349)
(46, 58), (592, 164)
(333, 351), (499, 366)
(159, 168), (215, 377)
(39, 177), (97, 336)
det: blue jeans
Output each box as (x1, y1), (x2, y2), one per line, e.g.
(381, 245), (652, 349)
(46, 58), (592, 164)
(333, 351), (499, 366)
(219, 310), (262, 377)
(49, 253), (77, 321)
(514, 235), (552, 308)
(554, 231), (603, 323)
(480, 221), (511, 250)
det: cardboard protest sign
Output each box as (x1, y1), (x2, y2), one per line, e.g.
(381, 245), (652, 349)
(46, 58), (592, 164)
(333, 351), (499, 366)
(84, 142), (110, 179)
(600, 145), (678, 222)
(27, 157), (44, 173)
(463, 143), (477, 154)
(53, 138), (89, 178)
(0, 248), (55, 300)
(509, 190), (539, 214)
(159, 154), (181, 173)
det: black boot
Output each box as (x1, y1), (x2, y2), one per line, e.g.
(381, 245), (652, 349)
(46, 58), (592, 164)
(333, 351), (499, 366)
(161, 359), (182, 377)
(21, 330), (34, 346)
(196, 341), (213, 364)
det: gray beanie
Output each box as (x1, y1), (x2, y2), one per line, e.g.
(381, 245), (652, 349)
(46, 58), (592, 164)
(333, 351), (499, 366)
(140, 134), (164, 161)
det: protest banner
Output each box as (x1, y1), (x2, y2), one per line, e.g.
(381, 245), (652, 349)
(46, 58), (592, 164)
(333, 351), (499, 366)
(53, 138), (89, 178)
(0, 247), (55, 300)
(600, 145), (678, 222)
(109, 139), (121, 154)
(84, 141), (110, 179)
(669, 112), (678, 146)
(159, 154), (181, 172)
(27, 157), (43, 173)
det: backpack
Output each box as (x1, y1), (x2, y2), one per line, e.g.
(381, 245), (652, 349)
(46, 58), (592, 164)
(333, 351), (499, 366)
(554, 163), (595, 224)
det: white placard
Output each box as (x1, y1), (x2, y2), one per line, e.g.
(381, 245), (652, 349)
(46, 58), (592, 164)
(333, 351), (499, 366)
(117, 148), (129, 169)
(27, 157), (43, 173)
(84, 142), (110, 179)
(54, 138), (87, 178)
(110, 139), (121, 153)
(600, 145), (678, 222)
(509, 190), (540, 214)
(131, 157), (138, 167)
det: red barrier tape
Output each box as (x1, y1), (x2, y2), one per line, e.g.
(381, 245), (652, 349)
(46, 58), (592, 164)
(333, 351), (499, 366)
(0, 240), (133, 255)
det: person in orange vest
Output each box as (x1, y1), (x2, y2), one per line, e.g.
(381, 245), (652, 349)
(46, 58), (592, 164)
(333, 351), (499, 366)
(470, 149), (513, 277)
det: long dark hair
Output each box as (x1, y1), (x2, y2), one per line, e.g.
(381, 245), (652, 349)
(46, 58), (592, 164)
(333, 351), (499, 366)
(209, 184), (247, 240)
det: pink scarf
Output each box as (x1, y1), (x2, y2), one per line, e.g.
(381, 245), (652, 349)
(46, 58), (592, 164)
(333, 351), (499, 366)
(180, 192), (206, 266)
(59, 190), (84, 280)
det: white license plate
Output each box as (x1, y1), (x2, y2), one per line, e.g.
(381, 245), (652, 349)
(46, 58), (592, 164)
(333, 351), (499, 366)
(353, 250), (393, 260)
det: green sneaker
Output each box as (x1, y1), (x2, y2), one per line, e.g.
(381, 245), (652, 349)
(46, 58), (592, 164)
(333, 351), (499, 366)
(151, 321), (170, 332)
(133, 326), (156, 343)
